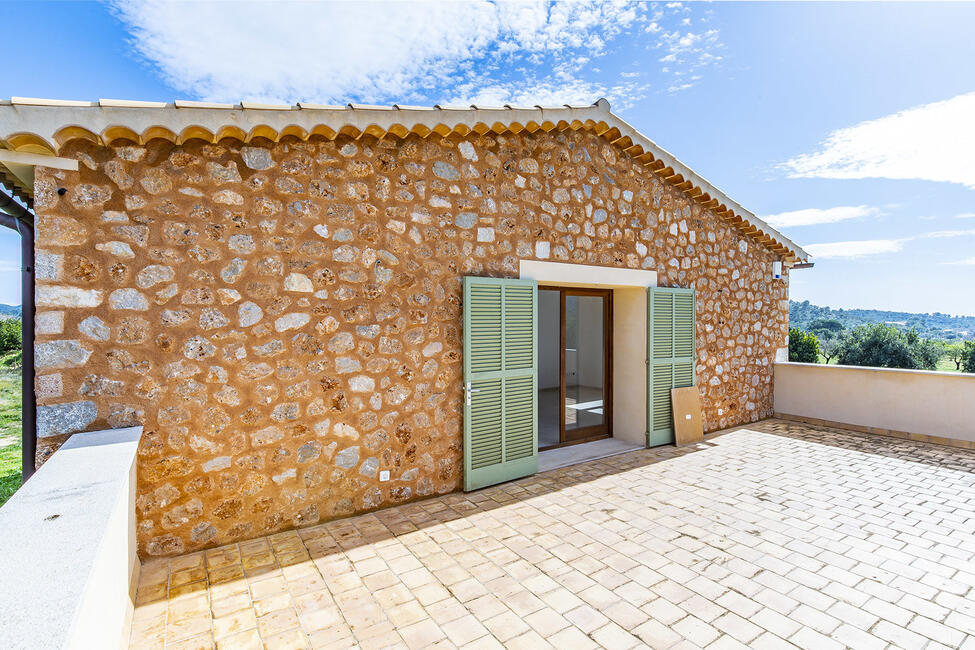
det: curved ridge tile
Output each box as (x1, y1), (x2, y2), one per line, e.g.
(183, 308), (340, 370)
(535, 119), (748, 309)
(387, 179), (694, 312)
(5, 132), (56, 155)
(279, 125), (309, 140)
(179, 125), (216, 145)
(248, 124), (279, 142)
(53, 125), (101, 148)
(141, 125), (179, 145)
(214, 125), (248, 143)
(102, 126), (142, 146)
(308, 124), (337, 140)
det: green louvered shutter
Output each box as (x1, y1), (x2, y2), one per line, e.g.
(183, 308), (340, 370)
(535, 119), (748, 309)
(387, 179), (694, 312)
(463, 277), (538, 491)
(647, 287), (696, 446)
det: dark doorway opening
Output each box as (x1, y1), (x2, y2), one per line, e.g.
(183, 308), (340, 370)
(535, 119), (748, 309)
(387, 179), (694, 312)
(537, 287), (613, 450)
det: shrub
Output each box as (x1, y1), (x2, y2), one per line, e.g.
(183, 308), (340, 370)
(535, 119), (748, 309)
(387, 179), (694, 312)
(0, 319), (20, 354)
(788, 327), (820, 363)
(0, 349), (21, 369)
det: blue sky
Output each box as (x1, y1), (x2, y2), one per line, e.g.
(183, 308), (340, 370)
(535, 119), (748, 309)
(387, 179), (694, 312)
(2, 1), (974, 315)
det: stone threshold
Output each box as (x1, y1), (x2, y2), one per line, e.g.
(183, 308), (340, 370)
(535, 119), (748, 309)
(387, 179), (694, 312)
(537, 438), (645, 473)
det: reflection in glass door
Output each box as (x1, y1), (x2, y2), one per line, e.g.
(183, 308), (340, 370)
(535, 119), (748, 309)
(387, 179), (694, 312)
(537, 287), (612, 449)
(537, 289), (562, 449)
(563, 291), (610, 443)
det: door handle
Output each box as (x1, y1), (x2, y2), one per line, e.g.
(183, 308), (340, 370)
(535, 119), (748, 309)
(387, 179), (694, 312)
(464, 382), (481, 406)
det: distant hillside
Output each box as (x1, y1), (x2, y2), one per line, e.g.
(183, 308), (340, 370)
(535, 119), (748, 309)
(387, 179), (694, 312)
(0, 305), (20, 320)
(791, 300), (975, 341)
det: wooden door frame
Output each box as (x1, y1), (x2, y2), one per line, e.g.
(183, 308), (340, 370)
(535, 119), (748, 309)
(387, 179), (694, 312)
(538, 286), (613, 450)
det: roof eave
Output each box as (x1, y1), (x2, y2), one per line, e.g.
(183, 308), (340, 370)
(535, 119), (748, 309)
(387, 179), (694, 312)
(0, 97), (808, 262)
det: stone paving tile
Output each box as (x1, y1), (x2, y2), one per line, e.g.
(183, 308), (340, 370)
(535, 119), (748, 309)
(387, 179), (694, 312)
(129, 420), (975, 649)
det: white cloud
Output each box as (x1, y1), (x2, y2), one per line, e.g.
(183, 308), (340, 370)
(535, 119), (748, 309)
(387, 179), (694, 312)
(108, 1), (720, 106)
(656, 26), (722, 93)
(805, 227), (975, 259)
(761, 205), (879, 228)
(781, 92), (975, 189)
(945, 257), (975, 266)
(804, 239), (905, 259)
(954, 212), (975, 219)
(920, 228), (975, 239)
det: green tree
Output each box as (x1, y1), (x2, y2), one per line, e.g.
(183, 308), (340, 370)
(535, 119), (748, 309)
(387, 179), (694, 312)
(820, 336), (842, 364)
(0, 319), (20, 354)
(837, 324), (940, 370)
(808, 318), (844, 341)
(789, 327), (820, 363)
(838, 324), (914, 369)
(910, 338), (943, 371)
(961, 341), (975, 373)
(945, 342), (966, 371)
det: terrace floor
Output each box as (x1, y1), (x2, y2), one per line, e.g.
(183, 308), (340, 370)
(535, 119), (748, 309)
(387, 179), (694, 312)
(129, 420), (975, 649)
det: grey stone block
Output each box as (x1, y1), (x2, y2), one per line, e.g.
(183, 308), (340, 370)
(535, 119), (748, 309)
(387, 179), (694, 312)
(37, 400), (97, 437)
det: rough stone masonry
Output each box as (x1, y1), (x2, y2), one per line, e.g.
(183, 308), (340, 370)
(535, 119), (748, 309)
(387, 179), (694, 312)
(31, 128), (789, 556)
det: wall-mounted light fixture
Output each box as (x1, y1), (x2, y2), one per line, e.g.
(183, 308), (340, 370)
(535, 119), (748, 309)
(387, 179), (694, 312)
(772, 261), (783, 280)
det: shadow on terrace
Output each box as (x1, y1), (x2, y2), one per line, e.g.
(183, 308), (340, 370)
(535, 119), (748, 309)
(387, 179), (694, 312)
(128, 418), (975, 649)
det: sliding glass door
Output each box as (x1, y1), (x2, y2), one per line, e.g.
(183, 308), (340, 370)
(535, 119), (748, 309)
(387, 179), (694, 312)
(538, 287), (612, 449)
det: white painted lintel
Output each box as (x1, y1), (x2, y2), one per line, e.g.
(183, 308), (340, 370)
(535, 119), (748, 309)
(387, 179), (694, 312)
(519, 260), (657, 288)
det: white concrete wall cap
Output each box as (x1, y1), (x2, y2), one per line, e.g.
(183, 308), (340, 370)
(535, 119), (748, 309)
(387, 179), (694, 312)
(99, 99), (170, 109)
(0, 426), (142, 650)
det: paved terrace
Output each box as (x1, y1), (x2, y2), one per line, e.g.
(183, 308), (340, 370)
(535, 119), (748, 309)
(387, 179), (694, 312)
(130, 420), (975, 649)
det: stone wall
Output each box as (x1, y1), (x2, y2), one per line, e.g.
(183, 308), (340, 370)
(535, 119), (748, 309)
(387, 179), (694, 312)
(32, 128), (789, 556)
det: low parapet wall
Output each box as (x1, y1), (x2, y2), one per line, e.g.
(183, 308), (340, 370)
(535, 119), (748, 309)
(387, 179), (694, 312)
(0, 426), (142, 650)
(774, 362), (975, 446)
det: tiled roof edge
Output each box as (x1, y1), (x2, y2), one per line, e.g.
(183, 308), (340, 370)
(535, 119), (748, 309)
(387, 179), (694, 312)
(0, 97), (807, 261)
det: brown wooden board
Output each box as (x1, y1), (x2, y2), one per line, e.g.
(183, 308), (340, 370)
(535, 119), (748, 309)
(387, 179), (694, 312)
(671, 386), (703, 445)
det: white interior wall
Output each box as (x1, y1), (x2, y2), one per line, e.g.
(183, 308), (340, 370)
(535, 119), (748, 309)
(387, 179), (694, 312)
(575, 296), (605, 389)
(538, 292), (605, 391)
(612, 288), (648, 445)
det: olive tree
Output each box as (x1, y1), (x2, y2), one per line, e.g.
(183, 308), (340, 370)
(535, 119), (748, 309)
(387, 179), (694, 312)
(820, 336), (843, 364)
(944, 342), (966, 371)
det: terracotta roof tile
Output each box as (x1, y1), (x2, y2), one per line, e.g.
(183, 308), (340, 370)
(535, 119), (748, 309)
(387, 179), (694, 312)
(0, 97), (808, 261)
